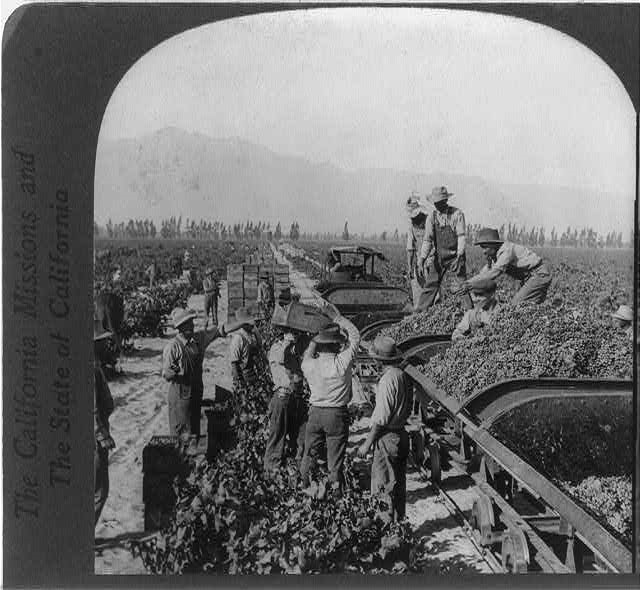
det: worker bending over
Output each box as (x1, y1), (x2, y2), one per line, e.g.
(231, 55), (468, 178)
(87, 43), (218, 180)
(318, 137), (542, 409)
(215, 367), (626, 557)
(463, 228), (552, 305)
(451, 278), (500, 341)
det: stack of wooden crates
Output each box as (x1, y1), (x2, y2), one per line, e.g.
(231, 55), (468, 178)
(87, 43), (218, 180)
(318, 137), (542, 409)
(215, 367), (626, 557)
(226, 262), (290, 322)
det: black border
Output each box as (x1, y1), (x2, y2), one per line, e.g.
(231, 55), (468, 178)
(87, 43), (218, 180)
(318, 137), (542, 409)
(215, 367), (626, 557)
(2, 3), (639, 588)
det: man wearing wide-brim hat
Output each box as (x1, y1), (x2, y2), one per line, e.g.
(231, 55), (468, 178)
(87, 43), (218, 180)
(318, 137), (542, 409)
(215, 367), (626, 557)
(228, 306), (266, 393)
(611, 304), (633, 341)
(162, 307), (235, 441)
(202, 267), (220, 326)
(94, 320), (115, 526)
(460, 227), (552, 305)
(300, 301), (361, 491)
(416, 186), (472, 311)
(263, 313), (310, 475)
(405, 195), (430, 310)
(451, 278), (500, 341)
(357, 336), (412, 521)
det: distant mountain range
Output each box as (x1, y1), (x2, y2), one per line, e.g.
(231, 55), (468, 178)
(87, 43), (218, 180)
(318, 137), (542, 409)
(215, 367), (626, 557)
(95, 127), (634, 236)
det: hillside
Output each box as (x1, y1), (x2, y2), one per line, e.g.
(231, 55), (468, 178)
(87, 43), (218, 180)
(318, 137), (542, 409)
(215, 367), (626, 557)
(94, 128), (633, 235)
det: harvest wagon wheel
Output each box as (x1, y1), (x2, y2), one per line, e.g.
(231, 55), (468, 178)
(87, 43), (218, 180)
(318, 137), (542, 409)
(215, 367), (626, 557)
(501, 528), (529, 573)
(470, 493), (494, 546)
(428, 441), (441, 484)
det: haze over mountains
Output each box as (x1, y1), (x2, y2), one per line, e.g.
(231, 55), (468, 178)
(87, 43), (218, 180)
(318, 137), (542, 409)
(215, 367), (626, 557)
(95, 128), (633, 236)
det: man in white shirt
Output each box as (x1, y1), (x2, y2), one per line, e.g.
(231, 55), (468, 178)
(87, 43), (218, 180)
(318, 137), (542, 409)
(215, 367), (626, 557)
(611, 304), (633, 342)
(357, 336), (412, 521)
(300, 302), (360, 491)
(463, 227), (552, 305)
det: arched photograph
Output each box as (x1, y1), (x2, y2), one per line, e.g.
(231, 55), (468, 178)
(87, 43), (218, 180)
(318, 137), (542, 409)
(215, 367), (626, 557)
(91, 7), (635, 575)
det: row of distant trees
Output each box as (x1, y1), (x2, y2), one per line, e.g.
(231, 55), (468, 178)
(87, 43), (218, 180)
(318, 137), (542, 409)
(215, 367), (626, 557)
(96, 217), (301, 241)
(95, 217), (631, 249)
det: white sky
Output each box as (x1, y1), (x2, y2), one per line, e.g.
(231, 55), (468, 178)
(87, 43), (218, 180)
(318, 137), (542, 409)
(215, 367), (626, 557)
(99, 7), (636, 196)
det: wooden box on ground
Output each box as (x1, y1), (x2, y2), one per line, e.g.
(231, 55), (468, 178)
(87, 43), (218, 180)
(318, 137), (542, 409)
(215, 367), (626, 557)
(271, 302), (330, 334)
(142, 436), (187, 532)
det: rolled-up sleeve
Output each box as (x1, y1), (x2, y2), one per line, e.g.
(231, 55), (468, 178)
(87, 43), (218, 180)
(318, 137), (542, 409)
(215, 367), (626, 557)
(162, 340), (182, 381)
(334, 315), (361, 373)
(370, 374), (394, 427)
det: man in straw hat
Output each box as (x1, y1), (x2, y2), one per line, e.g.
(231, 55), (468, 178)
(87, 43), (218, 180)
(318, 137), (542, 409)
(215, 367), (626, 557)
(300, 301), (360, 491)
(357, 335), (412, 521)
(228, 306), (266, 393)
(405, 194), (429, 310)
(94, 320), (115, 525)
(162, 307), (235, 442)
(263, 318), (310, 475)
(451, 278), (500, 341)
(461, 227), (552, 305)
(202, 267), (220, 325)
(611, 304), (633, 341)
(417, 186), (472, 310)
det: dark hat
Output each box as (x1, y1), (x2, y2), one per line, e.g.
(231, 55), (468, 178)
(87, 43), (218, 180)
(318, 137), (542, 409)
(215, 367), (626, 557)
(369, 335), (403, 363)
(428, 186), (454, 203)
(235, 307), (257, 325)
(474, 228), (504, 246)
(313, 323), (347, 345)
(93, 319), (112, 342)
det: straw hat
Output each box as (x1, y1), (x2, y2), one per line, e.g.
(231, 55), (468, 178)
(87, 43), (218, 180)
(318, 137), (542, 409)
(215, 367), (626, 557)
(406, 197), (427, 218)
(313, 323), (347, 345)
(427, 186), (454, 204)
(93, 319), (112, 342)
(369, 335), (403, 363)
(171, 307), (197, 329)
(474, 228), (504, 246)
(611, 305), (633, 322)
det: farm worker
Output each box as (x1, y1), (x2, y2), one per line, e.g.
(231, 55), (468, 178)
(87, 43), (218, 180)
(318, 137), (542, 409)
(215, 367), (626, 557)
(611, 305), (633, 341)
(145, 260), (156, 287)
(263, 321), (308, 474)
(94, 320), (116, 526)
(405, 196), (430, 310)
(257, 273), (275, 318)
(451, 278), (499, 341)
(463, 228), (552, 305)
(162, 307), (232, 443)
(300, 302), (360, 492)
(171, 254), (183, 278)
(326, 250), (342, 273)
(357, 336), (413, 521)
(202, 267), (220, 325)
(228, 307), (266, 393)
(417, 186), (472, 311)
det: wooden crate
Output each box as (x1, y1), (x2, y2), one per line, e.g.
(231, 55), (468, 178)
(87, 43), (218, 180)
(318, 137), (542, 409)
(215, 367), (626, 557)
(227, 284), (244, 299)
(243, 264), (259, 274)
(227, 264), (244, 279)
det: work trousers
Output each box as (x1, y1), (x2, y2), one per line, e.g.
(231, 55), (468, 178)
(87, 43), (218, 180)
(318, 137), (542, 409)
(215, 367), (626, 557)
(512, 263), (552, 305)
(167, 382), (191, 437)
(94, 445), (109, 525)
(371, 430), (410, 521)
(264, 394), (308, 472)
(190, 385), (203, 437)
(417, 256), (472, 311)
(204, 292), (218, 323)
(300, 406), (349, 486)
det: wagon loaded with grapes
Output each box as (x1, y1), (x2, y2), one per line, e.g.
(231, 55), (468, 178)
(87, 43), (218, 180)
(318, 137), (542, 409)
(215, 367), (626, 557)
(367, 307), (634, 574)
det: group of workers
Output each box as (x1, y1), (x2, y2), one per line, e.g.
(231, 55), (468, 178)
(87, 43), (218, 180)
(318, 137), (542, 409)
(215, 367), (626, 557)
(94, 191), (634, 529)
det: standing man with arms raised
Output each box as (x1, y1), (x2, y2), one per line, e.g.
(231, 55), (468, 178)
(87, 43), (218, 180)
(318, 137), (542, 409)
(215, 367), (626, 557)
(300, 302), (360, 492)
(358, 336), (413, 521)
(417, 186), (472, 310)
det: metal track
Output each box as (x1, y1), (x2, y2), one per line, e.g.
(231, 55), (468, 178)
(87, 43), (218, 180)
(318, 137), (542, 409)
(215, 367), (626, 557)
(404, 363), (633, 573)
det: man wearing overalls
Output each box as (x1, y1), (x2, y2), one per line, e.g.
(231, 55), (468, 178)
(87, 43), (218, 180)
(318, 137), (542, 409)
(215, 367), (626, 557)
(417, 186), (472, 311)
